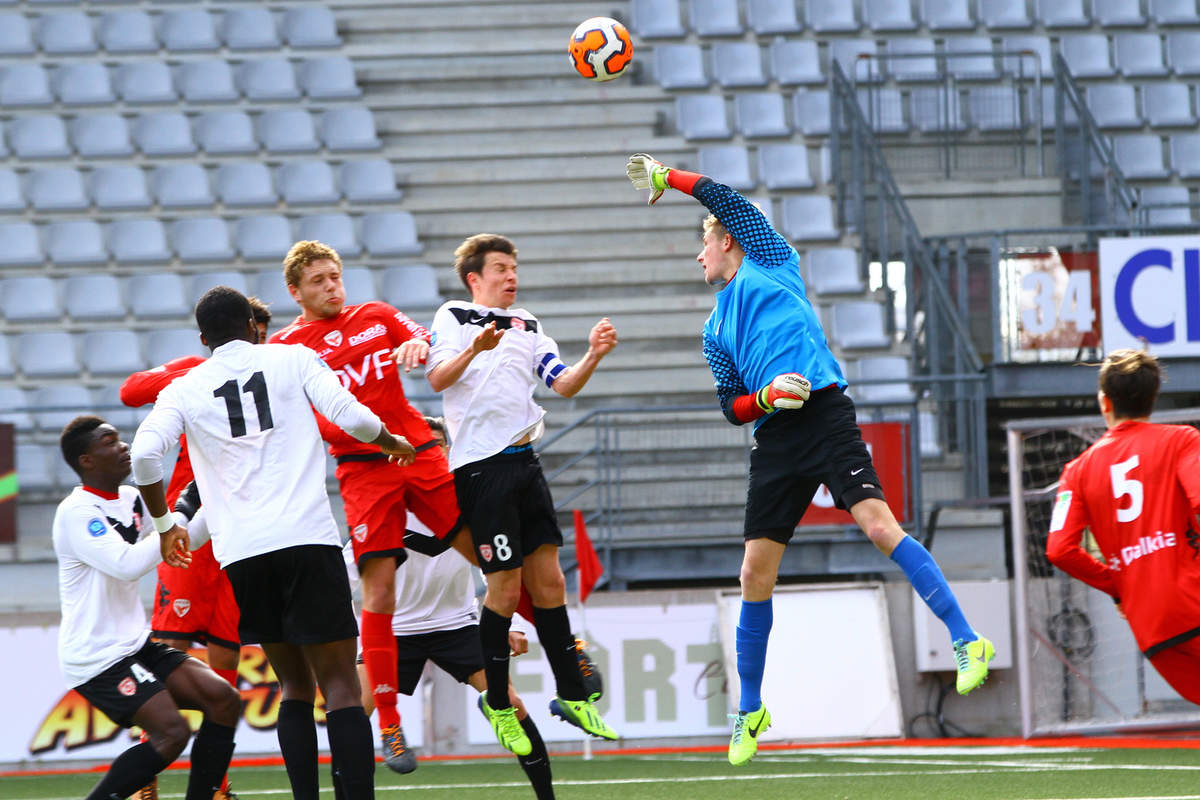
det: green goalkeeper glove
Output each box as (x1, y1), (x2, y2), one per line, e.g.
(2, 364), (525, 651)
(626, 153), (672, 205)
(756, 373), (812, 412)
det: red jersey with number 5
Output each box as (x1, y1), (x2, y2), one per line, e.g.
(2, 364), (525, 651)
(1046, 420), (1200, 654)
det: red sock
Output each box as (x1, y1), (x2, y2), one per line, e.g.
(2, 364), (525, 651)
(361, 610), (400, 729)
(515, 586), (536, 626)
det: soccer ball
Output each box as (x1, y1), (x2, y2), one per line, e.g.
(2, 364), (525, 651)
(568, 17), (634, 82)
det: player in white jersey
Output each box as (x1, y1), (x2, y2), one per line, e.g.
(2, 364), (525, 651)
(131, 287), (417, 800)
(426, 233), (618, 754)
(54, 415), (241, 800)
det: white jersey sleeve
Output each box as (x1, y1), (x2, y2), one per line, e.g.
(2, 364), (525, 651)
(58, 502), (160, 582)
(297, 344), (383, 443)
(130, 390), (187, 487)
(531, 324), (567, 391)
(426, 303), (464, 372)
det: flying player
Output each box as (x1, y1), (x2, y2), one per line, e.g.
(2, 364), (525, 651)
(1046, 349), (1200, 704)
(626, 153), (994, 765)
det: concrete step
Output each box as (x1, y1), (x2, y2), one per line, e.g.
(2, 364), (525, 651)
(400, 179), (666, 214)
(411, 202), (702, 238)
(367, 84), (669, 113)
(419, 230), (705, 265)
(375, 100), (663, 136)
(357, 53), (603, 84)
(335, 2), (623, 32)
(401, 150), (697, 187)
(379, 129), (686, 161)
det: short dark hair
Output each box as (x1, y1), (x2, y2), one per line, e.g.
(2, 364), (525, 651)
(247, 295), (272, 326)
(1099, 348), (1163, 419)
(424, 415), (447, 438)
(60, 415), (106, 476)
(452, 234), (517, 291)
(195, 286), (254, 348)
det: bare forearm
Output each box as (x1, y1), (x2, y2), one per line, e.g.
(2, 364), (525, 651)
(427, 345), (478, 392)
(552, 349), (603, 398)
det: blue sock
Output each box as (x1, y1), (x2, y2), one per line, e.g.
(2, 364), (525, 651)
(735, 598), (772, 714)
(890, 535), (974, 644)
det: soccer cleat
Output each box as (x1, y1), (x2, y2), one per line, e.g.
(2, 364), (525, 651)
(953, 635), (996, 695)
(136, 777), (158, 800)
(574, 637), (604, 701)
(549, 696), (617, 740)
(479, 691), (532, 756)
(380, 723), (417, 774)
(213, 787), (240, 800)
(728, 703), (771, 766)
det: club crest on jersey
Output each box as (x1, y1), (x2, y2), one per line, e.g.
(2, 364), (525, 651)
(173, 598), (190, 617)
(87, 518), (105, 537)
(117, 677), (137, 696)
(324, 331), (343, 348)
(510, 317), (526, 331)
(479, 544), (493, 562)
(353, 524), (368, 542)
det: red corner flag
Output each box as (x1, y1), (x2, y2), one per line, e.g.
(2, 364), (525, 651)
(573, 509), (603, 603)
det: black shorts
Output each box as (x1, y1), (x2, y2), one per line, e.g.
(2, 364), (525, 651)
(393, 625), (483, 694)
(745, 386), (887, 543)
(454, 446), (563, 575)
(75, 640), (191, 728)
(225, 544), (359, 645)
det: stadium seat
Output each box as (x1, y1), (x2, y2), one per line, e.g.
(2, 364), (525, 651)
(1114, 33), (1168, 77)
(340, 160), (403, 203)
(108, 219), (171, 264)
(1002, 35), (1052, 76)
(1, 64), (54, 106)
(238, 59), (301, 101)
(362, 212), (422, 257)
(115, 62), (177, 103)
(1143, 83), (1195, 128)
(0, 13), (34, 55)
(781, 195), (839, 241)
(17, 332), (77, 378)
(691, 0), (743, 36)
(912, 88), (967, 132)
(808, 0), (860, 32)
(260, 109), (320, 153)
(1138, 185), (1192, 225)
(153, 164), (214, 209)
(64, 274), (125, 321)
(852, 356), (915, 404)
(173, 218), (235, 262)
(866, 0), (918, 31)
(71, 114), (134, 158)
(945, 37), (999, 80)
(90, 165), (152, 210)
(252, 269), (297, 312)
(145, 328), (205, 367)
(38, 11), (97, 54)
(980, 0), (1032, 28)
(1, 276), (58, 322)
(16, 443), (56, 492)
(283, 6), (342, 47)
(133, 112), (195, 156)
(1170, 133), (1200, 178)
(969, 86), (1022, 130)
(1167, 32), (1200, 76)
(320, 107), (382, 151)
(1060, 34), (1116, 78)
(47, 220), (107, 264)
(235, 215), (293, 261)
(675, 95), (731, 140)
(746, 0), (803, 34)
(217, 163), (277, 207)
(82, 330), (144, 376)
(221, 7), (280, 50)
(857, 88), (907, 133)
(0, 222), (44, 266)
(1087, 84), (1142, 128)
(699, 145), (755, 190)
(1037, 0), (1089, 27)
(189, 270), (247, 298)
(922, 0), (975, 29)
(769, 39), (823, 85)
(831, 38), (881, 83)
(29, 167), (89, 211)
(887, 38), (941, 82)
(381, 265), (440, 309)
(297, 214), (360, 257)
(0, 387), (34, 432)
(1151, 0), (1200, 24)
(793, 89), (832, 136)
(178, 60), (240, 103)
(92, 383), (138, 430)
(735, 93), (791, 138)
(806, 248), (864, 294)
(830, 301), (890, 348)
(0, 169), (21, 212)
(196, 111), (258, 155)
(10, 116), (71, 159)
(299, 57), (361, 99)
(161, 9), (220, 52)
(127, 272), (190, 319)
(758, 144), (814, 190)
(653, 44), (708, 89)
(713, 42), (767, 88)
(1095, 0), (1146, 26)
(0, 335), (13, 378)
(55, 62), (116, 105)
(631, 0), (687, 38)
(1113, 134), (1170, 179)
(99, 10), (157, 52)
(279, 161), (339, 205)
(340, 267), (376, 303)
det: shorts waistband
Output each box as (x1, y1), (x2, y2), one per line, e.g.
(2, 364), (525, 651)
(500, 443), (533, 455)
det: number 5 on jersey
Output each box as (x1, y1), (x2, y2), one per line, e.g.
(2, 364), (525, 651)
(214, 371), (274, 438)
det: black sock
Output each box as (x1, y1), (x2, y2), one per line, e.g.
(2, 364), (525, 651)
(85, 741), (169, 800)
(277, 699), (319, 800)
(331, 753), (346, 800)
(480, 606), (513, 710)
(517, 715), (555, 800)
(326, 706), (375, 800)
(533, 604), (586, 701)
(185, 720), (236, 800)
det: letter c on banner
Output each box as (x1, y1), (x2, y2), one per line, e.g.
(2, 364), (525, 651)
(1114, 248), (1173, 344)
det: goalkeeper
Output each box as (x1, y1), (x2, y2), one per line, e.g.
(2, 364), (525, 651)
(627, 154), (994, 766)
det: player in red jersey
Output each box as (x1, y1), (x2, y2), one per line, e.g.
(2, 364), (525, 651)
(1046, 349), (1200, 704)
(270, 240), (462, 771)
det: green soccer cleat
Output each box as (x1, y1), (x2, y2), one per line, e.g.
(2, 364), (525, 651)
(953, 635), (995, 695)
(728, 703), (771, 766)
(549, 696), (618, 740)
(479, 691), (532, 756)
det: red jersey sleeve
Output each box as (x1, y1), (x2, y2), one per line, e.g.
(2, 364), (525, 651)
(378, 302), (432, 346)
(119, 355), (206, 407)
(1045, 464), (1120, 597)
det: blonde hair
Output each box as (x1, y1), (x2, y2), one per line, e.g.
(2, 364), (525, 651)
(453, 233), (517, 291)
(283, 240), (342, 287)
(702, 213), (727, 240)
(1099, 348), (1163, 419)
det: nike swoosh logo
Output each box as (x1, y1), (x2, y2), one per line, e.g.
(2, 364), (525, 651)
(850, 467), (865, 476)
(975, 653), (989, 664)
(748, 719), (764, 737)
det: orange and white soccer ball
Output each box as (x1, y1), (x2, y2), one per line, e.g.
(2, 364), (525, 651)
(568, 16), (634, 82)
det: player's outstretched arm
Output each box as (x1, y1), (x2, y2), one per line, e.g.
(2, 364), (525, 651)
(551, 317), (617, 398)
(426, 321), (504, 392)
(1045, 474), (1118, 597)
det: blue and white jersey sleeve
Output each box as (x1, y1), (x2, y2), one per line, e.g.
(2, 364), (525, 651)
(532, 326), (567, 391)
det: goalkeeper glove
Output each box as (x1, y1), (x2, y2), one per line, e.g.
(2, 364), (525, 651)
(173, 480), (201, 521)
(755, 373), (812, 413)
(626, 153), (671, 205)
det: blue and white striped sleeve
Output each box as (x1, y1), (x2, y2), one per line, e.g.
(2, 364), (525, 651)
(533, 327), (568, 390)
(704, 332), (750, 425)
(693, 179), (793, 268)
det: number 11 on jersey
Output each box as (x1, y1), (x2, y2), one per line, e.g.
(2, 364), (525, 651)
(213, 371), (274, 438)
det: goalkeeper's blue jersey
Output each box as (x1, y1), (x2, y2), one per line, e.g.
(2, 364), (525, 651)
(697, 178), (846, 430)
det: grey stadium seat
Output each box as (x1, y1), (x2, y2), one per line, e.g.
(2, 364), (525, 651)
(1115, 33), (1168, 77)
(82, 330), (145, 376)
(1095, 0), (1146, 26)
(1167, 32), (1200, 76)
(808, 0), (860, 32)
(0, 335), (13, 379)
(64, 274), (125, 321)
(279, 160), (340, 205)
(340, 160), (403, 204)
(72, 114), (134, 158)
(161, 9), (220, 52)
(10, 116), (71, 159)
(747, 0), (802, 34)
(735, 93), (791, 138)
(235, 215), (293, 261)
(0, 13), (35, 55)
(283, 6), (342, 47)
(1170, 133), (1200, 178)
(912, 88), (967, 132)
(1, 276), (59, 322)
(1001, 35), (1052, 76)
(857, 88), (907, 133)
(47, 220), (107, 264)
(55, 62), (115, 105)
(0, 169), (21, 211)
(887, 38), (940, 82)
(1, 64), (54, 106)
(381, 265), (440, 309)
(1152, 0), (1200, 25)
(631, 0), (687, 38)
(134, 112), (195, 156)
(769, 39), (823, 85)
(17, 332), (78, 378)
(0, 388), (34, 433)
(1143, 83), (1195, 128)
(221, 7), (280, 50)
(830, 38), (880, 83)
(1138, 186), (1192, 226)
(299, 57), (361, 99)
(980, 0), (1032, 28)
(99, 11), (157, 52)
(691, 0), (743, 36)
(115, 62), (177, 103)
(851, 356), (915, 405)
(92, 383), (138, 430)
(127, 273), (190, 319)
(1037, 0), (1089, 27)
(178, 60), (240, 103)
(320, 107), (382, 151)
(38, 12), (97, 54)
(153, 164), (215, 209)
(713, 42), (767, 88)
(189, 270), (247, 298)
(781, 195), (839, 241)
(831, 301), (890, 349)
(90, 165), (152, 210)
(0, 222), (44, 266)
(793, 90), (832, 136)
(217, 163), (277, 207)
(945, 37), (999, 81)
(173, 218), (235, 262)
(675, 95), (732, 140)
(806, 248), (864, 294)
(1060, 34), (1116, 78)
(866, 0), (918, 31)
(259, 109), (320, 153)
(28, 167), (89, 211)
(969, 86), (1022, 130)
(654, 44), (708, 89)
(238, 59), (300, 101)
(16, 444), (55, 493)
(1087, 84), (1142, 129)
(699, 145), (755, 190)
(145, 328), (205, 367)
(362, 212), (422, 257)
(340, 267), (376, 303)
(1113, 134), (1170, 179)
(297, 214), (360, 257)
(108, 218), (172, 264)
(197, 111), (258, 155)
(759, 144), (814, 190)
(252, 269), (297, 313)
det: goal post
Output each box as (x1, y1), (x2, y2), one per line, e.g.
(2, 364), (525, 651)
(1007, 408), (1200, 739)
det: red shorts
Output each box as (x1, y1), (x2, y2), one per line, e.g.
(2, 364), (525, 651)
(150, 541), (240, 650)
(1148, 635), (1200, 706)
(336, 449), (460, 569)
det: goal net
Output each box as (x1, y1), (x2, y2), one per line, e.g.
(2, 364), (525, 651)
(1007, 408), (1200, 738)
